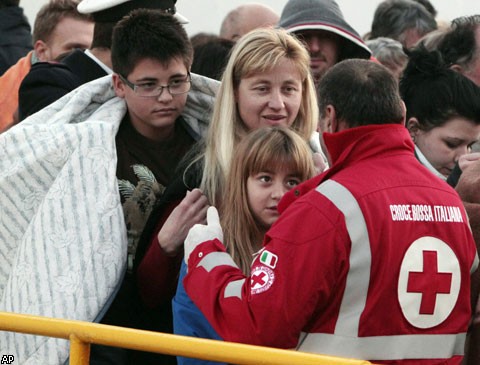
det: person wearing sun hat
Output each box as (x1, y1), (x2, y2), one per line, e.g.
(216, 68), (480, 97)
(278, 0), (371, 84)
(18, 0), (188, 121)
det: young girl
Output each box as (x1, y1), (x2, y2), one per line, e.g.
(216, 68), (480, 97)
(173, 126), (316, 365)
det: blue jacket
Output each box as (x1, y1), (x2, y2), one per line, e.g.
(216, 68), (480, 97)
(173, 260), (226, 365)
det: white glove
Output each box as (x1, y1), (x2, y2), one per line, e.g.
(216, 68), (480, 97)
(185, 206), (224, 264)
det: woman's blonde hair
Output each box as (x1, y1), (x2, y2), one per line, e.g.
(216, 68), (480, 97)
(199, 27), (317, 206)
(221, 127), (316, 274)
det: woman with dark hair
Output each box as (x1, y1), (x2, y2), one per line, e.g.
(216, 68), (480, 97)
(400, 47), (480, 180)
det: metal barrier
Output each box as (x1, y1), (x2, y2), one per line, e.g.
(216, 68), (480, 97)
(0, 311), (373, 365)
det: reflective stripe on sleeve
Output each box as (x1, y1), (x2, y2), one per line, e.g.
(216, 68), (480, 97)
(224, 279), (246, 299)
(316, 179), (371, 336)
(471, 252), (479, 274)
(197, 251), (239, 273)
(297, 332), (466, 360)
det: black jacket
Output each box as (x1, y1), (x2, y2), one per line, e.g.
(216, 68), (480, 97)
(18, 49), (107, 120)
(0, 6), (32, 76)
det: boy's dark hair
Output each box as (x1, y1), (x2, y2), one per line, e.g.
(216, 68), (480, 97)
(111, 9), (193, 77)
(318, 59), (404, 127)
(400, 47), (480, 131)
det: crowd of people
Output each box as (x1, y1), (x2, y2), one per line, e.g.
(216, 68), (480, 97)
(1, 0), (480, 364)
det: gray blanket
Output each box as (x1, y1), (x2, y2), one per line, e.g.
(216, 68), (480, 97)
(0, 73), (218, 364)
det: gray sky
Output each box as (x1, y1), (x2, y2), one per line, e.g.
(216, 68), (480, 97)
(21, 0), (480, 38)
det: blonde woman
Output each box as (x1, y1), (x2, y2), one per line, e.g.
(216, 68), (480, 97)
(199, 27), (318, 209)
(135, 28), (321, 337)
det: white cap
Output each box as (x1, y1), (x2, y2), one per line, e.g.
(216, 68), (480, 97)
(78, 0), (189, 24)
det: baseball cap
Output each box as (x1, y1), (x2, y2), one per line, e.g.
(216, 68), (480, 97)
(78, 0), (189, 24)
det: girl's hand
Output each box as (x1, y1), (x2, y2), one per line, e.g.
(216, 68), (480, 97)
(459, 152), (480, 172)
(313, 152), (328, 175)
(157, 188), (209, 256)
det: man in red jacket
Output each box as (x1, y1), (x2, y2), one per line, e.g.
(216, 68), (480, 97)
(184, 59), (479, 364)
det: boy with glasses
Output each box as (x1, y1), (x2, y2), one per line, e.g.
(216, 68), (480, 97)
(106, 8), (196, 364)
(112, 8), (195, 255)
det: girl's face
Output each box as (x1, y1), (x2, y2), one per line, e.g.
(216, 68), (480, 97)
(235, 58), (303, 131)
(411, 117), (480, 177)
(247, 167), (302, 229)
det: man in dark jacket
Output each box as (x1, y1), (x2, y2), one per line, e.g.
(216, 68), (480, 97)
(0, 0), (32, 75)
(0, 0), (93, 132)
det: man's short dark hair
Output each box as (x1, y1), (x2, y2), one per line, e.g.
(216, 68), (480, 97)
(111, 9), (193, 77)
(191, 36), (234, 81)
(318, 59), (404, 127)
(90, 21), (115, 49)
(438, 15), (480, 69)
(370, 0), (437, 46)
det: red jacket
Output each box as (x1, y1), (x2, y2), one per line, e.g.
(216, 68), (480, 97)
(185, 124), (478, 364)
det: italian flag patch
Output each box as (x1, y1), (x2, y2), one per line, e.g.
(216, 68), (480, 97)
(260, 250), (278, 269)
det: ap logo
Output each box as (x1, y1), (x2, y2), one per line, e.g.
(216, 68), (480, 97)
(1, 355), (14, 364)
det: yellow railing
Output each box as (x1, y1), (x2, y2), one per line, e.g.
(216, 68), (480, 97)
(0, 311), (372, 365)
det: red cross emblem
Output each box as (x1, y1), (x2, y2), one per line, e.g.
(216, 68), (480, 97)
(398, 236), (461, 328)
(250, 266), (275, 294)
(251, 272), (267, 287)
(407, 250), (452, 315)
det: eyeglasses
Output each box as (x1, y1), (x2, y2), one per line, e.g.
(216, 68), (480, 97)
(119, 73), (191, 98)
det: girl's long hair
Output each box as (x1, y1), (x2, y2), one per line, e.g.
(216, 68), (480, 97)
(221, 127), (316, 274)
(196, 27), (317, 207)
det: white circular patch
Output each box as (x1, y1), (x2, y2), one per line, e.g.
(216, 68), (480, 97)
(398, 236), (460, 328)
(250, 266), (275, 295)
